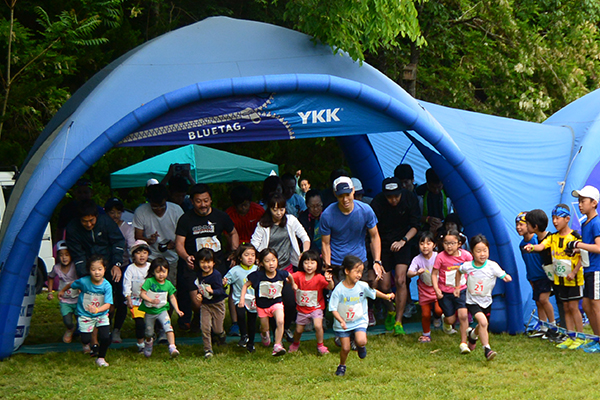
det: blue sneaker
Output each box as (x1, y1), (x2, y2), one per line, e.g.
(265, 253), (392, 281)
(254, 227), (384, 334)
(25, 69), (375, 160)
(228, 322), (240, 337)
(357, 346), (367, 359)
(580, 340), (597, 350)
(583, 341), (600, 353)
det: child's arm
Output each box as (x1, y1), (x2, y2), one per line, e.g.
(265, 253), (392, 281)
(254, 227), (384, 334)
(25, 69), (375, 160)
(238, 281), (251, 308)
(47, 278), (54, 300)
(331, 310), (347, 330)
(503, 273), (512, 283)
(524, 243), (544, 253)
(375, 289), (395, 302)
(567, 261), (582, 282)
(407, 267), (425, 279)
(140, 289), (159, 304)
(169, 293), (184, 317)
(287, 274), (298, 292)
(324, 271), (334, 290)
(568, 236), (600, 254)
(454, 271), (462, 298)
(58, 282), (72, 300)
(431, 268), (443, 299)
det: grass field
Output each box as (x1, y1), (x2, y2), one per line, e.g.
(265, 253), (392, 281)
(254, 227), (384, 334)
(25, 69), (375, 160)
(2, 294), (600, 400)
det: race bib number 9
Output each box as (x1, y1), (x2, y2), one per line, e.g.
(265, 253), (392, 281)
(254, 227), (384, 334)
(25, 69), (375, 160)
(467, 277), (495, 297)
(554, 259), (572, 278)
(338, 302), (363, 323)
(145, 291), (168, 308)
(258, 281), (283, 299)
(82, 293), (105, 312)
(296, 290), (319, 308)
(196, 236), (221, 252)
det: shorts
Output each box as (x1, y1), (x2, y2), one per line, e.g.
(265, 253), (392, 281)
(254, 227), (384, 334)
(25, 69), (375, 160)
(130, 306), (145, 319)
(531, 278), (552, 302)
(78, 314), (110, 333)
(144, 310), (173, 337)
(59, 302), (77, 317)
(381, 245), (412, 273)
(439, 289), (466, 317)
(257, 303), (284, 318)
(584, 271), (600, 300)
(466, 303), (491, 320)
(335, 327), (367, 338)
(555, 284), (583, 302)
(296, 309), (324, 326)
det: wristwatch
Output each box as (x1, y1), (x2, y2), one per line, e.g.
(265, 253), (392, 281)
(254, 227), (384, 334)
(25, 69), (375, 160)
(115, 262), (122, 268)
(373, 260), (382, 266)
(401, 236), (408, 242)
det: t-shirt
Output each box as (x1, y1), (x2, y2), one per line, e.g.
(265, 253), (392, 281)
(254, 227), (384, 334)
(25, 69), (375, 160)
(119, 220), (135, 265)
(582, 215), (600, 272)
(48, 263), (79, 304)
(225, 202), (264, 244)
(224, 264), (258, 305)
(370, 190), (420, 246)
(71, 276), (113, 318)
(408, 252), (438, 304)
(433, 250), (473, 293)
(541, 231), (582, 287)
(194, 269), (227, 304)
(329, 280), (376, 332)
(122, 262), (150, 306)
(175, 208), (235, 263)
(459, 260), (506, 308)
(291, 271), (329, 313)
(247, 269), (289, 309)
(133, 202), (184, 266)
(286, 193), (307, 218)
(139, 277), (176, 314)
(519, 236), (546, 282)
(320, 201), (378, 265)
(269, 224), (292, 267)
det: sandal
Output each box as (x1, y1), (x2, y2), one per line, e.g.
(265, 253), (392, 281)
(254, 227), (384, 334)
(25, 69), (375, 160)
(418, 335), (431, 343)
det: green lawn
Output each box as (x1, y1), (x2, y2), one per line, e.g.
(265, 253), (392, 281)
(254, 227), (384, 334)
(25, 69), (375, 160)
(2, 294), (600, 400)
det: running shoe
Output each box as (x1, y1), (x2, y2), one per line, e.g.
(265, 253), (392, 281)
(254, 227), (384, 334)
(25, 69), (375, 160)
(432, 316), (442, 329)
(567, 338), (586, 350)
(528, 330), (545, 339)
(368, 310), (376, 327)
(261, 332), (271, 347)
(583, 341), (600, 353)
(393, 322), (406, 336)
(484, 347), (497, 361)
(384, 311), (397, 331)
(289, 342), (300, 353)
(204, 350), (214, 359)
(272, 343), (287, 356)
(238, 335), (249, 348)
(357, 346), (367, 359)
(136, 342), (145, 353)
(418, 335), (431, 343)
(467, 327), (478, 351)
(82, 344), (91, 354)
(111, 328), (122, 344)
(90, 344), (99, 357)
(581, 340), (598, 350)
(334, 337), (341, 347)
(317, 344), (330, 355)
(95, 358), (109, 367)
(143, 339), (153, 358)
(335, 365), (347, 377)
(247, 343), (256, 353)
(556, 337), (574, 349)
(228, 322), (240, 337)
(284, 329), (294, 343)
(63, 328), (75, 344)
(169, 345), (180, 358)
(459, 342), (471, 354)
(443, 323), (457, 335)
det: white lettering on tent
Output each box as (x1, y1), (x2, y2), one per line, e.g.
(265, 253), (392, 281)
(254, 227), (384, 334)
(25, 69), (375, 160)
(188, 123), (242, 140)
(298, 108), (341, 124)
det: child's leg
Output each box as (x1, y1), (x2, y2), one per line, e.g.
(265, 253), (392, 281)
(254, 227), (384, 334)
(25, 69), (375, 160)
(421, 302), (433, 334)
(538, 292), (555, 323)
(293, 323), (305, 343)
(134, 317), (145, 344)
(457, 308), (469, 343)
(97, 324), (111, 359)
(259, 316), (270, 333)
(394, 264), (409, 323)
(583, 298), (600, 335)
(339, 336), (351, 365)
(213, 301), (226, 336)
(63, 313), (75, 331)
(144, 313), (156, 340)
(434, 301), (443, 317)
(247, 311), (258, 345)
(314, 318), (325, 344)
(273, 308), (285, 345)
(567, 299), (583, 332)
(354, 330), (368, 348)
(200, 304), (213, 352)
(236, 306), (248, 337)
(474, 313), (489, 347)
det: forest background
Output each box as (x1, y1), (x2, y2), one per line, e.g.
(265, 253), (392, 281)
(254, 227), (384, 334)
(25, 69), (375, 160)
(1, 0), (599, 213)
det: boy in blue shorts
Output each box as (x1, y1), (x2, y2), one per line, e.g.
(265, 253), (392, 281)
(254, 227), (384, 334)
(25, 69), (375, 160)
(570, 186), (600, 351)
(516, 212), (555, 338)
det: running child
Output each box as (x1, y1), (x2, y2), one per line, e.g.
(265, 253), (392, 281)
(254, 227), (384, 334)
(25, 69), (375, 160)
(139, 257), (184, 358)
(407, 232), (442, 342)
(456, 235), (512, 360)
(239, 248), (297, 356)
(431, 229), (473, 354)
(47, 240), (79, 343)
(223, 244), (259, 352)
(525, 204), (584, 349)
(122, 240), (151, 352)
(191, 248), (227, 359)
(59, 255), (113, 367)
(330, 255), (394, 376)
(515, 212), (555, 338)
(289, 250), (334, 354)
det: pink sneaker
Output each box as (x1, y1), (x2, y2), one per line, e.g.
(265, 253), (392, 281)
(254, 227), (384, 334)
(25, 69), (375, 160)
(272, 343), (286, 356)
(317, 344), (330, 355)
(261, 332), (271, 347)
(289, 342), (300, 353)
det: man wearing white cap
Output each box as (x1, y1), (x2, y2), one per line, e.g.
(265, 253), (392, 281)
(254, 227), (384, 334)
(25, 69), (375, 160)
(570, 185), (600, 350)
(321, 176), (383, 283)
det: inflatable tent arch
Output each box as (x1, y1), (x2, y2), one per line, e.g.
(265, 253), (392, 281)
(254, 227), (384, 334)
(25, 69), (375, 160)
(0, 17), (525, 359)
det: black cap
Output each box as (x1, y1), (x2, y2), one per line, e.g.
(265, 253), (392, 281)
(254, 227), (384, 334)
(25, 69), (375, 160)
(382, 177), (402, 196)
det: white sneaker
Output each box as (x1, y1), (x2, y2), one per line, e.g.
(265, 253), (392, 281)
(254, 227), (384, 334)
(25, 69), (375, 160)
(459, 342), (471, 354)
(443, 323), (457, 335)
(112, 329), (122, 344)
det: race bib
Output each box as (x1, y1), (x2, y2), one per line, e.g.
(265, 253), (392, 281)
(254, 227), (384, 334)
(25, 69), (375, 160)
(296, 290), (319, 308)
(244, 293), (257, 312)
(198, 283), (214, 300)
(131, 278), (144, 297)
(419, 270), (433, 287)
(581, 250), (590, 268)
(467, 277), (496, 297)
(338, 302), (363, 323)
(542, 264), (555, 281)
(195, 236), (221, 252)
(444, 269), (466, 287)
(131, 295), (142, 307)
(82, 293), (105, 313)
(258, 281), (283, 299)
(554, 259), (572, 278)
(144, 291), (168, 309)
(62, 288), (80, 299)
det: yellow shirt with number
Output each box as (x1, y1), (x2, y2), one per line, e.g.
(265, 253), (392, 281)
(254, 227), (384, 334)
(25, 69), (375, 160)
(541, 231), (582, 287)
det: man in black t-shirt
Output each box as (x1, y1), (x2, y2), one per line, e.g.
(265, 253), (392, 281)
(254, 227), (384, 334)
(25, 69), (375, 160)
(370, 177), (421, 335)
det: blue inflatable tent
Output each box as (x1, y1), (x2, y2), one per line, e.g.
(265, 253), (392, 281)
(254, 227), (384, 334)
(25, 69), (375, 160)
(1, 16), (599, 359)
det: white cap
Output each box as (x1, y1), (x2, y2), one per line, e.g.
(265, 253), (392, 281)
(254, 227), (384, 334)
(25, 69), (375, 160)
(55, 240), (68, 252)
(333, 176), (353, 196)
(572, 185), (600, 203)
(351, 178), (364, 195)
(146, 178), (159, 187)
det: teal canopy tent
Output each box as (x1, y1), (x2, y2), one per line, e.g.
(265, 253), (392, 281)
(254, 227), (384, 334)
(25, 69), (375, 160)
(110, 145), (278, 188)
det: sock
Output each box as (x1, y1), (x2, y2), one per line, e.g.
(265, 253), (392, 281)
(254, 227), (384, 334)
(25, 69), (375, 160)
(423, 332), (431, 337)
(484, 345), (491, 350)
(293, 341), (300, 346)
(169, 344), (176, 349)
(136, 342), (144, 350)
